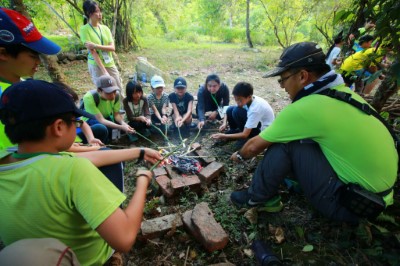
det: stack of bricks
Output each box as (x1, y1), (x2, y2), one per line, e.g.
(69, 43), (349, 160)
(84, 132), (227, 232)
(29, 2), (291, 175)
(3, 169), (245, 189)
(141, 202), (229, 252)
(154, 143), (224, 197)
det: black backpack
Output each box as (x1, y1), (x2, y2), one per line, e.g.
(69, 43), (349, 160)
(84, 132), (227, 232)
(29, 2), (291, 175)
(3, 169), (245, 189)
(79, 89), (120, 110)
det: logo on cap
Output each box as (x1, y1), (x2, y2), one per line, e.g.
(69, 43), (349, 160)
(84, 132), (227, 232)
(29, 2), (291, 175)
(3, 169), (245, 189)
(0, 30), (14, 42)
(23, 22), (35, 35)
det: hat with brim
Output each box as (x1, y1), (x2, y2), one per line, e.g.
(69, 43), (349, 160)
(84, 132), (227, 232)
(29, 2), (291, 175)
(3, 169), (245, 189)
(263, 42), (326, 78)
(96, 75), (119, 93)
(0, 80), (94, 126)
(0, 8), (61, 55)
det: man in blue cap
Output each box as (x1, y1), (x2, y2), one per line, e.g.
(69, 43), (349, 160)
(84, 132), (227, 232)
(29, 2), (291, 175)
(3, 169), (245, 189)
(230, 42), (397, 223)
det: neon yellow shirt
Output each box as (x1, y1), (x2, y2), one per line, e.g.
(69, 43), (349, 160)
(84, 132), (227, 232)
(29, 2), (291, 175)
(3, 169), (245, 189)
(0, 81), (14, 150)
(80, 24), (115, 68)
(260, 84), (397, 206)
(341, 48), (384, 73)
(0, 152), (126, 265)
(82, 91), (121, 121)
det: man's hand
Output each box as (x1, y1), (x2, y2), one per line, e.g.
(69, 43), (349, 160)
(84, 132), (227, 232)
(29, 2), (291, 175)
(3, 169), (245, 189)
(230, 151), (243, 163)
(85, 41), (97, 50)
(136, 169), (153, 185)
(88, 138), (104, 146)
(219, 123), (227, 132)
(211, 133), (225, 140)
(121, 124), (135, 134)
(143, 148), (163, 164)
(161, 115), (168, 124)
(198, 121), (204, 129)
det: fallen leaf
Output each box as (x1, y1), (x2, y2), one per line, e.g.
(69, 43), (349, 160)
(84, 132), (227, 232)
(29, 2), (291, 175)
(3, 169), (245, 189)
(190, 250), (197, 259)
(244, 208), (258, 224)
(243, 248), (253, 258)
(302, 244), (314, 252)
(179, 252), (185, 259)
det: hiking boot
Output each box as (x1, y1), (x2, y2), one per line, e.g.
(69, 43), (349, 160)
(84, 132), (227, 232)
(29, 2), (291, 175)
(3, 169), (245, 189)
(230, 190), (283, 213)
(128, 133), (138, 142)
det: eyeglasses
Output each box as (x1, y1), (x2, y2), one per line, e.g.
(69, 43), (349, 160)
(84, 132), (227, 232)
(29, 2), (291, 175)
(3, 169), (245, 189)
(71, 119), (84, 128)
(278, 71), (299, 84)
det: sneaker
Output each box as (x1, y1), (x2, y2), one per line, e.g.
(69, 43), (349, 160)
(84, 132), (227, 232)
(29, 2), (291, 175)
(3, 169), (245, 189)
(230, 190), (283, 213)
(189, 122), (197, 129)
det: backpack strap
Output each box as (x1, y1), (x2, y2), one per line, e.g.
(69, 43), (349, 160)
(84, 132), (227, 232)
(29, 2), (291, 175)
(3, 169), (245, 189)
(318, 88), (400, 175)
(90, 90), (100, 107)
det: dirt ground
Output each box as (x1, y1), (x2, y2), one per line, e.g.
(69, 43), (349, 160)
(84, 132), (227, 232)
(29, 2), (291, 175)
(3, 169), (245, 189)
(35, 44), (400, 265)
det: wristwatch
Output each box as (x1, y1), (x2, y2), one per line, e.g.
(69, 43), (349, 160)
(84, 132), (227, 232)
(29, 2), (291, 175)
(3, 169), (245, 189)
(136, 148), (145, 164)
(236, 151), (244, 162)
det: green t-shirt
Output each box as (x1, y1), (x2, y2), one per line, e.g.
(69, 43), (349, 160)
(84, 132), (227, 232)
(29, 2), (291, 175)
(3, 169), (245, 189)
(0, 151), (126, 265)
(0, 81), (14, 150)
(259, 84), (397, 206)
(80, 24), (115, 68)
(82, 90), (121, 121)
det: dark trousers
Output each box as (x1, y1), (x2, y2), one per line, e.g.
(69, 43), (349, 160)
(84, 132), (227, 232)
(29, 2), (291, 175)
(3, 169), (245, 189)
(86, 117), (113, 144)
(97, 147), (124, 192)
(77, 124), (108, 144)
(226, 106), (260, 138)
(249, 140), (359, 223)
(128, 120), (149, 132)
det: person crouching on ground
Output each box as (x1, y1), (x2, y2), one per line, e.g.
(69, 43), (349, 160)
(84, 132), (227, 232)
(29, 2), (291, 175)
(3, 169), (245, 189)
(168, 77), (195, 138)
(147, 75), (169, 132)
(123, 80), (152, 142)
(211, 82), (274, 148)
(82, 75), (134, 143)
(229, 42), (397, 224)
(196, 74), (230, 129)
(0, 80), (162, 265)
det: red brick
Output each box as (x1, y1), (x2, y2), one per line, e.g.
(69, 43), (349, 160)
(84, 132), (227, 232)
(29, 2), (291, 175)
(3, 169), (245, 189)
(190, 202), (229, 252)
(197, 161), (224, 183)
(195, 149), (216, 164)
(191, 142), (201, 151)
(155, 175), (174, 198)
(165, 165), (181, 179)
(141, 213), (183, 239)
(171, 175), (201, 192)
(152, 166), (167, 177)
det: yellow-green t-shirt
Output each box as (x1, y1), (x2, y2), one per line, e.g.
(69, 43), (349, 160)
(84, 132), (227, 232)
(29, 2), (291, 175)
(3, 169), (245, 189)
(80, 24), (115, 68)
(82, 90), (121, 121)
(0, 151), (126, 265)
(260, 84), (397, 206)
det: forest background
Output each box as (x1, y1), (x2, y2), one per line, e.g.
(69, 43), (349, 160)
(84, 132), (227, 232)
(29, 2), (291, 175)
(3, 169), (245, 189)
(1, 0), (400, 265)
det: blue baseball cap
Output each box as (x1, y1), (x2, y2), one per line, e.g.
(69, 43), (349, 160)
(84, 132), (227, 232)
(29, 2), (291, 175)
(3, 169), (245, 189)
(0, 80), (94, 125)
(0, 7), (61, 55)
(174, 77), (187, 88)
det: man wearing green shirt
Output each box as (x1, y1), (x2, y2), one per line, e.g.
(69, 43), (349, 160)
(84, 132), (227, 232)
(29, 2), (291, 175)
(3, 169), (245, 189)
(230, 42), (397, 223)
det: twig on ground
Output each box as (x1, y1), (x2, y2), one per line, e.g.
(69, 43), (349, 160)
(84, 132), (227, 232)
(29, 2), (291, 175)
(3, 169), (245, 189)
(184, 245), (190, 266)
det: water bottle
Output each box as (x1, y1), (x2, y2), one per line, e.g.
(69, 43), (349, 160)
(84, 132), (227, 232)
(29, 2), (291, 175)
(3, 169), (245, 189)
(252, 240), (282, 266)
(141, 73), (147, 83)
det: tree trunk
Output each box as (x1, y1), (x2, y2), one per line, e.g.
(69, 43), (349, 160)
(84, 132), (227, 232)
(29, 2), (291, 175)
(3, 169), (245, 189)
(246, 0), (254, 48)
(10, 0), (66, 83)
(371, 77), (398, 113)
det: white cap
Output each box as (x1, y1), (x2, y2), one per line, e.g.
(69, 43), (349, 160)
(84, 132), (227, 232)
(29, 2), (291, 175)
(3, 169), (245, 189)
(150, 75), (165, 88)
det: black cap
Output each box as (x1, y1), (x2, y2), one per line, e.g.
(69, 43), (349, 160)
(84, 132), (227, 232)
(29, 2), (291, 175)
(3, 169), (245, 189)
(174, 77), (187, 88)
(358, 34), (374, 45)
(263, 42), (326, 78)
(0, 80), (94, 125)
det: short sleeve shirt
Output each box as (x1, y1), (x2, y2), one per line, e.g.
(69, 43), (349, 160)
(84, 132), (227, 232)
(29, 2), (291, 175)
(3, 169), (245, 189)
(259, 84), (397, 206)
(0, 152), (126, 265)
(82, 91), (121, 120)
(147, 92), (169, 115)
(80, 24), (115, 68)
(168, 92), (194, 115)
(245, 95), (274, 131)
